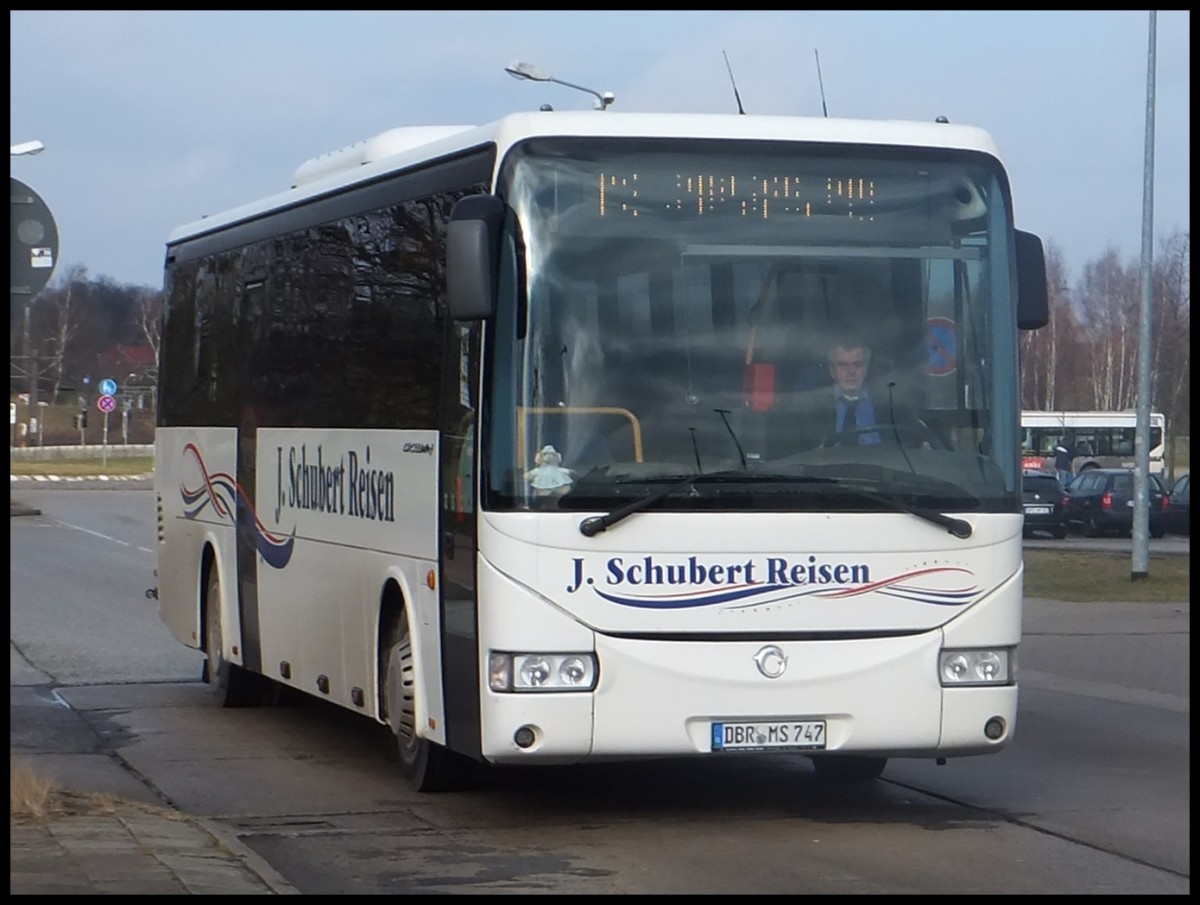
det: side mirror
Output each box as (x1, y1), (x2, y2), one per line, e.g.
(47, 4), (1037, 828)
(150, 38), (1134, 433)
(1016, 230), (1049, 330)
(447, 195), (505, 320)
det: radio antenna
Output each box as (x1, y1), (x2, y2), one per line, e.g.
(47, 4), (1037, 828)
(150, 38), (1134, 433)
(722, 50), (746, 115)
(814, 49), (828, 117)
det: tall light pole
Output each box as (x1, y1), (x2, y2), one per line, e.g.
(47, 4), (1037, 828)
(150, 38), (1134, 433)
(505, 61), (615, 111)
(1131, 12), (1156, 581)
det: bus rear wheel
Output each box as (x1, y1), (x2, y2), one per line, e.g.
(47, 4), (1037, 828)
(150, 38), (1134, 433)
(380, 617), (472, 792)
(203, 567), (261, 707)
(810, 755), (888, 782)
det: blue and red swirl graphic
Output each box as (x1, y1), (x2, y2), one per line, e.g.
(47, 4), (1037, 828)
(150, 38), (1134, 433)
(180, 443), (295, 569)
(594, 566), (978, 610)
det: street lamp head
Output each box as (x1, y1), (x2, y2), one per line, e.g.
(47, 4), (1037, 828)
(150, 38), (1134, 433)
(503, 61), (614, 111)
(505, 61), (551, 82)
(10, 140), (45, 156)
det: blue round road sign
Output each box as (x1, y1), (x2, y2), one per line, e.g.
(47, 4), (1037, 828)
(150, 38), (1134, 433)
(926, 317), (957, 376)
(98, 378), (118, 396)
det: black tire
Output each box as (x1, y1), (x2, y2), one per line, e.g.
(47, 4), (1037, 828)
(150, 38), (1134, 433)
(1082, 512), (1100, 538)
(1151, 525), (1166, 539)
(203, 566), (262, 707)
(380, 615), (474, 792)
(1052, 525), (1067, 539)
(810, 755), (887, 782)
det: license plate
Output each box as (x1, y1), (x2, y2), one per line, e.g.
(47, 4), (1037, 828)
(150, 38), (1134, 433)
(1024, 506), (1051, 515)
(711, 720), (826, 751)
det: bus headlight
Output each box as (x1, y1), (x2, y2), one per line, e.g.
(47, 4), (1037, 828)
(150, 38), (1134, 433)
(939, 648), (1013, 686)
(488, 651), (598, 692)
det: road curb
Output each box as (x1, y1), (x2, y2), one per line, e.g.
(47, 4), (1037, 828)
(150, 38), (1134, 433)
(193, 816), (303, 895)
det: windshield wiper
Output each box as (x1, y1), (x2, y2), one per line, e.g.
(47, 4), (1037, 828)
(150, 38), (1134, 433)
(812, 477), (973, 539)
(579, 470), (745, 537)
(578, 473), (972, 539)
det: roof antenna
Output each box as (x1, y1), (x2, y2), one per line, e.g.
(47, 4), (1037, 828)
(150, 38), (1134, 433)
(814, 49), (828, 117)
(722, 50), (746, 115)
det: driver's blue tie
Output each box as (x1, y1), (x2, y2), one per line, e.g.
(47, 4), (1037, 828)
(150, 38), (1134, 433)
(843, 398), (858, 434)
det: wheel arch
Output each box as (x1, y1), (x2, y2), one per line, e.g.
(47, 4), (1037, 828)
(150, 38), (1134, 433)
(375, 571), (436, 741)
(376, 577), (406, 722)
(197, 537), (242, 669)
(199, 541), (218, 654)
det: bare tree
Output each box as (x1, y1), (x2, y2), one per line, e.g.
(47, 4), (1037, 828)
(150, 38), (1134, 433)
(1076, 248), (1141, 409)
(34, 264), (103, 402)
(1020, 242), (1088, 410)
(132, 289), (164, 382)
(1149, 231), (1191, 476)
(1019, 244), (1060, 408)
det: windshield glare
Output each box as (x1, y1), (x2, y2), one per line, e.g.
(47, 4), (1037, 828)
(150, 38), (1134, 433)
(484, 138), (1020, 514)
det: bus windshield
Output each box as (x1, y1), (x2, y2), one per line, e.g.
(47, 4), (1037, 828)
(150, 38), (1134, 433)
(484, 138), (1021, 515)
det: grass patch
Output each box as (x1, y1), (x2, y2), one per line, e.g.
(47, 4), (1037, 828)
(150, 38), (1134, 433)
(1024, 549), (1189, 602)
(10, 756), (54, 820)
(10, 753), (177, 823)
(9, 457), (154, 476)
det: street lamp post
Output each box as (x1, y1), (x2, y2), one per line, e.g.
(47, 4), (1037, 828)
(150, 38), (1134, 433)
(22, 303), (38, 415)
(505, 61), (615, 111)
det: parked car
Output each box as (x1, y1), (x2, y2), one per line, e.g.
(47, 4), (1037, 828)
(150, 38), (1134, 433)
(1165, 473), (1189, 535)
(1062, 468), (1169, 538)
(1021, 470), (1068, 538)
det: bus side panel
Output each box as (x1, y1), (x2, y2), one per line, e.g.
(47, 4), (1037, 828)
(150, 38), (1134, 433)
(155, 427), (241, 658)
(253, 428), (442, 720)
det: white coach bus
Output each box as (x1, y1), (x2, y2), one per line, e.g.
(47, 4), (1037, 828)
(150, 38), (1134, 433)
(1021, 409), (1166, 476)
(153, 108), (1049, 790)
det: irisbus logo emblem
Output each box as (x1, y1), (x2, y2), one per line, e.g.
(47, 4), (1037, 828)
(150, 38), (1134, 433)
(754, 645), (788, 679)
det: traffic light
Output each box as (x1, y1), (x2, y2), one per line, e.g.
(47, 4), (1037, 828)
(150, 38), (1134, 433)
(80, 411), (88, 429)
(72, 415), (80, 429)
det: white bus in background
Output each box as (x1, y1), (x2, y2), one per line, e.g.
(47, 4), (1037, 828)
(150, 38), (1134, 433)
(1020, 410), (1166, 477)
(153, 107), (1049, 792)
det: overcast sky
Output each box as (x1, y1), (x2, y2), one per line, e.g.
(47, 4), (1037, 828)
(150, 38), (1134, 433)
(10, 10), (1189, 291)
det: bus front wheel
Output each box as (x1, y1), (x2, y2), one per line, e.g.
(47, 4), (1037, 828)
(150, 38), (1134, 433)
(380, 617), (472, 792)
